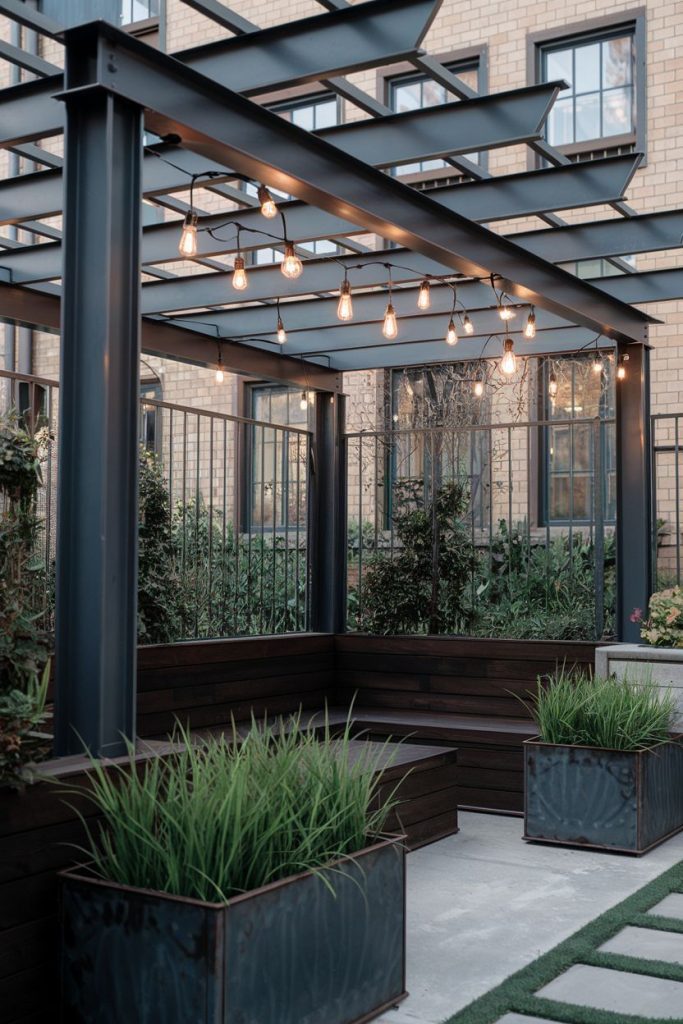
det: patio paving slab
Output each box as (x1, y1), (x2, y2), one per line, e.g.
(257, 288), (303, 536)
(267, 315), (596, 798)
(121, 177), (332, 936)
(599, 923), (683, 964)
(648, 892), (683, 920)
(536, 963), (683, 1017)
(375, 811), (683, 1024)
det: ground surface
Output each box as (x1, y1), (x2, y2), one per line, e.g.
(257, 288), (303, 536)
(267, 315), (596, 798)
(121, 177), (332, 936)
(377, 811), (683, 1024)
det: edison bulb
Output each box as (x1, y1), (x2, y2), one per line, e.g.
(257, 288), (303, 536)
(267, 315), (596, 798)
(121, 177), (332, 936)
(299, 392), (308, 411)
(277, 317), (287, 344)
(179, 211), (198, 257)
(524, 311), (536, 339)
(617, 360), (626, 381)
(500, 339), (516, 376)
(592, 353), (604, 375)
(473, 379), (484, 397)
(337, 279), (353, 321)
(232, 255), (248, 291)
(446, 319), (458, 346)
(382, 302), (398, 339)
(463, 314), (474, 335)
(548, 372), (558, 398)
(281, 242), (303, 279)
(258, 185), (277, 219)
(498, 304), (514, 321)
(417, 280), (431, 310)
(215, 366), (224, 384)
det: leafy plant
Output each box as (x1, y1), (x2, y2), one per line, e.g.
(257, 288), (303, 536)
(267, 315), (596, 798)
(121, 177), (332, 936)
(358, 478), (475, 635)
(528, 668), (677, 751)
(633, 587), (683, 648)
(67, 714), (397, 902)
(0, 662), (51, 788)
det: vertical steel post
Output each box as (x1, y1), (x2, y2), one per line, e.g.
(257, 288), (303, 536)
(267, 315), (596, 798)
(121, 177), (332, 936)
(310, 392), (347, 634)
(616, 341), (652, 642)
(54, 74), (143, 756)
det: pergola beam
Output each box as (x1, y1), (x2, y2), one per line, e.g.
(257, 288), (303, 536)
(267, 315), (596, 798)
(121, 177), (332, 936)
(587, 268), (683, 305)
(516, 210), (683, 263)
(0, 155), (642, 283)
(0, 0), (63, 39)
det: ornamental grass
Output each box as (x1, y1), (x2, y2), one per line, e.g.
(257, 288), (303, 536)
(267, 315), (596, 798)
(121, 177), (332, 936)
(66, 714), (397, 903)
(530, 668), (678, 751)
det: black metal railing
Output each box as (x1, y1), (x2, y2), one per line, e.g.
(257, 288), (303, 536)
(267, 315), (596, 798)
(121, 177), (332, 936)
(0, 369), (312, 641)
(651, 413), (683, 590)
(345, 417), (616, 641)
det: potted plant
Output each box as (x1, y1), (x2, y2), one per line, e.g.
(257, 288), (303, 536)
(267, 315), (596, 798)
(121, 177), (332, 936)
(596, 587), (683, 721)
(60, 717), (407, 1024)
(523, 670), (683, 854)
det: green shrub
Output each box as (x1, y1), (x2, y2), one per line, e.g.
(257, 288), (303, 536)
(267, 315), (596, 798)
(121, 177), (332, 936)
(68, 715), (397, 902)
(529, 668), (677, 751)
(634, 587), (683, 648)
(0, 662), (51, 788)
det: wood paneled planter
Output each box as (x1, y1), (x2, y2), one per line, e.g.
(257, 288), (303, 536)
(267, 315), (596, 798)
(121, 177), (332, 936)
(524, 737), (683, 855)
(60, 836), (406, 1024)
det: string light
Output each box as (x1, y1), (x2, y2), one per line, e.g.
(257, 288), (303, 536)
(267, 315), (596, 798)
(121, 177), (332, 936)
(617, 354), (629, 380)
(524, 308), (536, 339)
(446, 318), (458, 347)
(500, 336), (516, 376)
(215, 346), (224, 384)
(337, 275), (353, 321)
(308, 391), (315, 406)
(282, 242), (303, 280)
(382, 267), (398, 339)
(548, 371), (558, 398)
(258, 185), (277, 219)
(299, 392), (308, 411)
(592, 351), (604, 375)
(276, 300), (287, 344)
(473, 378), (484, 397)
(417, 280), (431, 310)
(232, 254), (248, 291)
(498, 302), (515, 321)
(463, 314), (474, 335)
(178, 211), (198, 257)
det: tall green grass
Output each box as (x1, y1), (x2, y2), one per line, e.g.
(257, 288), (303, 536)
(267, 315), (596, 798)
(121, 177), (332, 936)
(530, 668), (678, 750)
(66, 714), (397, 903)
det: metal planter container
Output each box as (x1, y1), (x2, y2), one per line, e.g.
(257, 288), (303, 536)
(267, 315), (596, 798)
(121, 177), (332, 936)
(60, 836), (406, 1024)
(524, 738), (683, 854)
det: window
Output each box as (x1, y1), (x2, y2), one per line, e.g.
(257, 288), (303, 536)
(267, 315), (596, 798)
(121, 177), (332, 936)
(248, 385), (310, 529)
(140, 381), (162, 454)
(388, 366), (489, 526)
(121, 0), (160, 25)
(540, 26), (638, 151)
(387, 60), (481, 178)
(540, 356), (616, 524)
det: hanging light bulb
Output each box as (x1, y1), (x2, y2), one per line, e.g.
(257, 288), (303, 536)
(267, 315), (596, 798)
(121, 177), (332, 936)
(592, 351), (604, 375)
(178, 211), (198, 257)
(463, 313), (474, 335)
(500, 337), (516, 376)
(524, 308), (536, 339)
(617, 354), (628, 380)
(446, 318), (458, 347)
(548, 371), (558, 398)
(308, 391), (315, 406)
(276, 315), (287, 345)
(232, 254), (248, 291)
(417, 280), (431, 310)
(498, 302), (515, 321)
(473, 378), (484, 398)
(215, 349), (224, 384)
(337, 277), (353, 321)
(299, 392), (308, 411)
(382, 302), (398, 339)
(281, 242), (303, 280)
(258, 185), (277, 219)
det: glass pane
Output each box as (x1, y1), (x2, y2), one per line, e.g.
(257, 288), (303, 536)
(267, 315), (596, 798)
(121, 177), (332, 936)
(603, 36), (632, 88)
(393, 82), (421, 112)
(546, 48), (573, 90)
(574, 42), (600, 93)
(550, 427), (571, 471)
(550, 475), (571, 520)
(573, 425), (591, 471)
(575, 91), (600, 141)
(315, 100), (338, 129)
(456, 67), (479, 92)
(292, 105), (314, 131)
(571, 475), (592, 518)
(603, 87), (632, 136)
(547, 97), (574, 146)
(422, 80), (447, 107)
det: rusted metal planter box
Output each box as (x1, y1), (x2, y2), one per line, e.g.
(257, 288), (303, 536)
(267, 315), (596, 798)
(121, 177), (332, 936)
(60, 836), (406, 1024)
(524, 738), (683, 855)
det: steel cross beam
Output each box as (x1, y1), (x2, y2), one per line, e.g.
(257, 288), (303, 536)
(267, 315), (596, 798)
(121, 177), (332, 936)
(0, 83), (561, 226)
(587, 268), (683, 305)
(17, 26), (656, 345)
(0, 155), (641, 283)
(0, 0), (440, 147)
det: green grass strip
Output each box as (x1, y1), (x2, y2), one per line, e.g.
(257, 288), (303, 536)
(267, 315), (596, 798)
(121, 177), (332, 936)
(585, 949), (683, 983)
(631, 913), (683, 935)
(443, 858), (683, 1024)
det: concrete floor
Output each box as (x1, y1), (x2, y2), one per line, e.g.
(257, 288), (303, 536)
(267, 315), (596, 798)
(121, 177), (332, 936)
(377, 811), (683, 1024)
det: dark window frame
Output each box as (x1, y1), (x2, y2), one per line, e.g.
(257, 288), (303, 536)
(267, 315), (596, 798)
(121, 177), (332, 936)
(378, 46), (489, 183)
(528, 9), (647, 166)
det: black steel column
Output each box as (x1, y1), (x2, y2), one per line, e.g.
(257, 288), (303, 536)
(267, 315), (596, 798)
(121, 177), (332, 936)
(310, 392), (347, 634)
(54, 82), (143, 756)
(616, 341), (652, 642)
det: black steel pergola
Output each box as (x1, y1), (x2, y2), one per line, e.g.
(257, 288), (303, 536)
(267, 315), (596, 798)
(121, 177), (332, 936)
(0, 0), (676, 756)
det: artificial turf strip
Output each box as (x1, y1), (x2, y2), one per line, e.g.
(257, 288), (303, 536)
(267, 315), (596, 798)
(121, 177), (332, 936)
(443, 859), (683, 1024)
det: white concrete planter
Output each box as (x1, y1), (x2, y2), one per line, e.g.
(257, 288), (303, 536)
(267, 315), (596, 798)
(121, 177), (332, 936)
(596, 644), (683, 721)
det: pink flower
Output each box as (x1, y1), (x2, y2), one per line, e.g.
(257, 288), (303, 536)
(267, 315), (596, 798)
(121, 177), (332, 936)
(630, 608), (643, 623)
